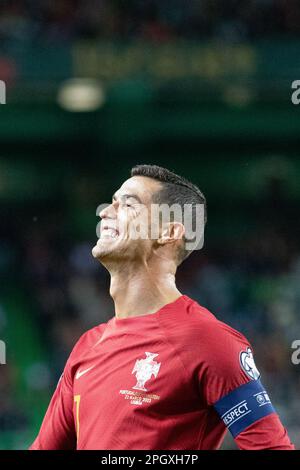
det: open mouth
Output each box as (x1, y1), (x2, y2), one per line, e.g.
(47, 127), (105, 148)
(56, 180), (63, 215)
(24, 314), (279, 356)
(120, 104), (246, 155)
(101, 226), (119, 239)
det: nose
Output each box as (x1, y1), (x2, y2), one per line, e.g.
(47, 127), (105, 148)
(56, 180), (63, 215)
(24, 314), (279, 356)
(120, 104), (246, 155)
(99, 202), (117, 220)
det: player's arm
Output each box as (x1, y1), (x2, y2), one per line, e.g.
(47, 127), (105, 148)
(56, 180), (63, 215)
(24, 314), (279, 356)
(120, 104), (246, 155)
(234, 413), (294, 450)
(29, 362), (76, 450)
(213, 377), (294, 450)
(202, 323), (295, 450)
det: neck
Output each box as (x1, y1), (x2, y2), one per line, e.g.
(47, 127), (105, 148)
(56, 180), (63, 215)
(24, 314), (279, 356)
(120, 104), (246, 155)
(109, 260), (182, 319)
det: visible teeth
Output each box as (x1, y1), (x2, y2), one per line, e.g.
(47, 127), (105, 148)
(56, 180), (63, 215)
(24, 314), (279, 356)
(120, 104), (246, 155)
(102, 228), (118, 239)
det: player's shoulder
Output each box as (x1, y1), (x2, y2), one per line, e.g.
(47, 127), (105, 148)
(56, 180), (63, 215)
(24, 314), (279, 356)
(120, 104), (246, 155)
(167, 294), (249, 347)
(68, 322), (108, 361)
(170, 296), (254, 378)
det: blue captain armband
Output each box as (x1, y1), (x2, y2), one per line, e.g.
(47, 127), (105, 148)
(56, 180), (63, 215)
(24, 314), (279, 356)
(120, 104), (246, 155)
(214, 379), (276, 438)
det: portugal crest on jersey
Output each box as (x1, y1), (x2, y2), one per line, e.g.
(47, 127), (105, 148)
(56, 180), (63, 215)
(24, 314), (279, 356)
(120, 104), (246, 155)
(132, 352), (161, 391)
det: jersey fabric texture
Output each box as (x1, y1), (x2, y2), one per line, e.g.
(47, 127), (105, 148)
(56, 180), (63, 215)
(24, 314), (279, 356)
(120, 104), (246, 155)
(30, 295), (294, 450)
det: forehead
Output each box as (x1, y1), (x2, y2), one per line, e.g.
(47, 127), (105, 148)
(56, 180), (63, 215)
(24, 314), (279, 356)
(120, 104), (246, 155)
(115, 176), (162, 203)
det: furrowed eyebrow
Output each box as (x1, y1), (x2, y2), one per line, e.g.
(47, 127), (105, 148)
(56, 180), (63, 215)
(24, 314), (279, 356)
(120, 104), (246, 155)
(112, 193), (142, 203)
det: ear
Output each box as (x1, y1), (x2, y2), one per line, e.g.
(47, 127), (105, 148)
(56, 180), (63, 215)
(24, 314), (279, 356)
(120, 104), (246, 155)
(157, 222), (185, 246)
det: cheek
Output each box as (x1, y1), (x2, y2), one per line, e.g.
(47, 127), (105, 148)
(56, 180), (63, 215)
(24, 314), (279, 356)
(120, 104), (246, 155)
(117, 210), (131, 232)
(121, 211), (147, 237)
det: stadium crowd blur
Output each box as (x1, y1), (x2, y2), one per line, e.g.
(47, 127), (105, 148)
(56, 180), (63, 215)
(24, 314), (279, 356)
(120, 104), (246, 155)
(0, 170), (300, 448)
(0, 0), (300, 44)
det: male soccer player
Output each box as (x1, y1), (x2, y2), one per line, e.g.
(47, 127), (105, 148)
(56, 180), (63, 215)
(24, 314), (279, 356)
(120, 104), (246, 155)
(30, 165), (294, 450)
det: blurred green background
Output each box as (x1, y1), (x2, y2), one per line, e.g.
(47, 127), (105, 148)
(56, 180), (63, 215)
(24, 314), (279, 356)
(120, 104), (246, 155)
(0, 0), (300, 450)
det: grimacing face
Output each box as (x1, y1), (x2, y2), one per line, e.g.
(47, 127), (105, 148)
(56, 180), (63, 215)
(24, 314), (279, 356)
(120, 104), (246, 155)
(92, 176), (164, 263)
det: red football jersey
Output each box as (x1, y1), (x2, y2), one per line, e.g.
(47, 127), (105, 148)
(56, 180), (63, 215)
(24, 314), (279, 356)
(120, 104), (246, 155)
(30, 295), (294, 450)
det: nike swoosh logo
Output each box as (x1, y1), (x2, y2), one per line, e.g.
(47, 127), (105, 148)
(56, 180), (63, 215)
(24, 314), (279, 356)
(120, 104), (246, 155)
(75, 366), (95, 380)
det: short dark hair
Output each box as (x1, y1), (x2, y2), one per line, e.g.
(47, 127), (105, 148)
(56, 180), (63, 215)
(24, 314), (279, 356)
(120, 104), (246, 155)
(131, 164), (207, 264)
